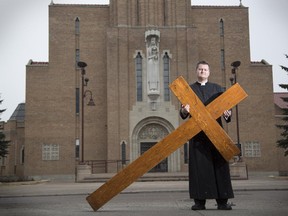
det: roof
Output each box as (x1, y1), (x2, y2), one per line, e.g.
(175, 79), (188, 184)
(274, 92), (288, 109)
(9, 103), (25, 121)
(27, 60), (48, 66)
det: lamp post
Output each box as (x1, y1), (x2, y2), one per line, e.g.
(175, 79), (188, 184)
(230, 61), (242, 159)
(78, 61), (95, 163)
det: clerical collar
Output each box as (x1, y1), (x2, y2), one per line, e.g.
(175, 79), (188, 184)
(197, 81), (208, 86)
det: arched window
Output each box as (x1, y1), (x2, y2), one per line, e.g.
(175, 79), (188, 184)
(135, 52), (143, 101)
(121, 141), (126, 165)
(163, 52), (170, 101)
(219, 18), (224, 36)
(75, 17), (80, 35)
(75, 18), (80, 67)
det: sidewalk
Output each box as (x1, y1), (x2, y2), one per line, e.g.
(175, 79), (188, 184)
(0, 172), (287, 198)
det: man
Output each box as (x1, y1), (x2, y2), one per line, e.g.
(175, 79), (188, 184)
(180, 61), (234, 210)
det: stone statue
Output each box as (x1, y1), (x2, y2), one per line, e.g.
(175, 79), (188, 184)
(146, 35), (160, 95)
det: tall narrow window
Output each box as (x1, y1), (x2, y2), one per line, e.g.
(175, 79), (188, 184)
(163, 0), (167, 26)
(163, 52), (170, 101)
(220, 49), (225, 70)
(76, 49), (80, 67)
(136, 0), (140, 26)
(20, 146), (25, 164)
(75, 139), (80, 159)
(121, 141), (126, 165)
(135, 52), (143, 101)
(75, 17), (80, 35)
(184, 143), (189, 164)
(76, 88), (80, 114)
(219, 18), (224, 36)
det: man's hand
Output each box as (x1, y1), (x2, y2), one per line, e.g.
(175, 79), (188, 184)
(181, 104), (190, 114)
(223, 110), (232, 121)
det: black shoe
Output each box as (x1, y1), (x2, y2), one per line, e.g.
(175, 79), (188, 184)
(191, 204), (206, 210)
(217, 203), (232, 210)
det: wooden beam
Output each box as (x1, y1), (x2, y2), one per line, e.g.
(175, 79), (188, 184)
(86, 76), (247, 211)
(169, 76), (242, 161)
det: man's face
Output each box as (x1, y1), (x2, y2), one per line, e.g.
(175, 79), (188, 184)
(196, 64), (210, 81)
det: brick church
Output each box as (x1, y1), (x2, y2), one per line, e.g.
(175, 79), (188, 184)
(1, 0), (287, 180)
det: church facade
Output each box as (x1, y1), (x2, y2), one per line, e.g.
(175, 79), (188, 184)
(1, 0), (287, 180)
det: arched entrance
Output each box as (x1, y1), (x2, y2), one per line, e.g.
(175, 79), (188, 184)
(131, 117), (180, 172)
(138, 124), (169, 172)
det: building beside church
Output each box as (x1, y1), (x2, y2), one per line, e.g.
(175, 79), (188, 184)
(1, 0), (287, 180)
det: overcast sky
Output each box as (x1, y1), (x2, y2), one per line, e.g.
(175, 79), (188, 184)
(0, 0), (287, 121)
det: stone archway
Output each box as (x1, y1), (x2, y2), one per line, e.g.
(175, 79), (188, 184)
(131, 117), (181, 172)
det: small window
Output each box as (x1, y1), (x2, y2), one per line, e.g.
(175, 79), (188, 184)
(244, 141), (261, 157)
(42, 144), (59, 160)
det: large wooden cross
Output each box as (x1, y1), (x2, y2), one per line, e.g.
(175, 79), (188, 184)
(86, 76), (248, 211)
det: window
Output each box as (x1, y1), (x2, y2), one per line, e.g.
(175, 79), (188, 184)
(219, 18), (224, 36)
(244, 141), (261, 157)
(76, 49), (80, 67)
(121, 141), (126, 165)
(75, 139), (80, 159)
(136, 0), (140, 25)
(163, 52), (170, 101)
(75, 17), (80, 35)
(76, 88), (80, 114)
(20, 145), (25, 164)
(163, 0), (168, 26)
(42, 144), (59, 160)
(184, 142), (189, 164)
(220, 49), (225, 70)
(135, 52), (143, 101)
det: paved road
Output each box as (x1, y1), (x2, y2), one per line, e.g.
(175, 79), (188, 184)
(0, 172), (288, 216)
(1, 190), (288, 216)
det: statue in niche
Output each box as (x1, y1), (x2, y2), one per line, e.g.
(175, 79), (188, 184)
(146, 36), (160, 94)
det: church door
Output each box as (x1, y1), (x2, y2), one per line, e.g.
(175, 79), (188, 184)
(140, 142), (168, 172)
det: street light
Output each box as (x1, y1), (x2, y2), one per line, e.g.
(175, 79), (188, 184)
(230, 61), (242, 160)
(78, 61), (95, 163)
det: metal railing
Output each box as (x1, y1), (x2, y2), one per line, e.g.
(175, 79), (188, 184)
(81, 160), (130, 173)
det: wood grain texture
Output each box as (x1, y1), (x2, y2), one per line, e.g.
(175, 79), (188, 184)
(169, 76), (244, 161)
(86, 76), (247, 211)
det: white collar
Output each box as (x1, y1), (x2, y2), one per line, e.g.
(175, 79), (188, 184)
(197, 81), (208, 86)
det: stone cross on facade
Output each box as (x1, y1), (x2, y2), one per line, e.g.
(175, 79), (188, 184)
(86, 76), (248, 211)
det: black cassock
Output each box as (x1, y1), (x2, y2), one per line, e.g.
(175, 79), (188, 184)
(180, 82), (234, 200)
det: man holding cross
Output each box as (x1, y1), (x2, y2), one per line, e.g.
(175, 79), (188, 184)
(180, 61), (234, 211)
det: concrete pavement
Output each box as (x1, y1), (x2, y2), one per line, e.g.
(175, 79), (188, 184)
(0, 172), (287, 216)
(1, 171), (288, 197)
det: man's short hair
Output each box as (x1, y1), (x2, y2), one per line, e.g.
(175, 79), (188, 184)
(196, 60), (210, 69)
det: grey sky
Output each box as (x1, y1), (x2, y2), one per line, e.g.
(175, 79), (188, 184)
(0, 0), (287, 121)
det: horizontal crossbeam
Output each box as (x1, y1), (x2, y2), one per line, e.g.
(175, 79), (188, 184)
(86, 76), (247, 211)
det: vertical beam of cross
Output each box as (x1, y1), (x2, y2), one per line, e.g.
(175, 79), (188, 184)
(86, 76), (247, 211)
(169, 76), (241, 161)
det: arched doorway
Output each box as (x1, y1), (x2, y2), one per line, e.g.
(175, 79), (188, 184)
(138, 124), (169, 172)
(131, 117), (180, 172)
